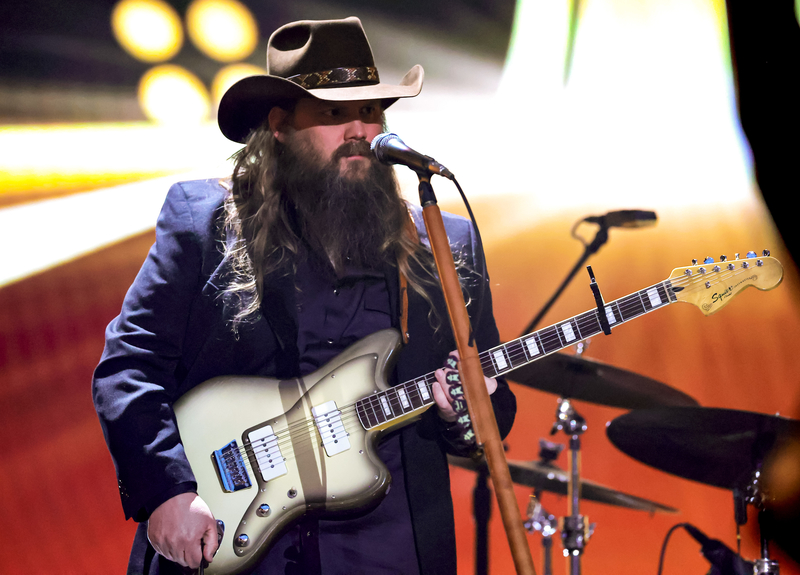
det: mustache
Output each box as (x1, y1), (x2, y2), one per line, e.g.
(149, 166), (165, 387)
(330, 140), (373, 162)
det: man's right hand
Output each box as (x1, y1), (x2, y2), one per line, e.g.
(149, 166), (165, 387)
(147, 492), (219, 569)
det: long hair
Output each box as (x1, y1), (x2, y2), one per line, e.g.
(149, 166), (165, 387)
(221, 123), (440, 330)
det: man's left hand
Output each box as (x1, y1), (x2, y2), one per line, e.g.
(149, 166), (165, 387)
(432, 350), (497, 421)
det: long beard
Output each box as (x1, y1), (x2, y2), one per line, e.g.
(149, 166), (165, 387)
(276, 137), (407, 274)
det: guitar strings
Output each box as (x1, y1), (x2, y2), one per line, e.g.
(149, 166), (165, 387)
(222, 372), (439, 470)
(219, 263), (763, 479)
(227, 265), (744, 468)
(218, 366), (440, 471)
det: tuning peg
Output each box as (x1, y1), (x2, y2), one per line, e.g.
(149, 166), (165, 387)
(746, 251), (757, 258)
(763, 249), (771, 256)
(692, 258), (698, 265)
(713, 265), (721, 272)
(720, 255), (727, 262)
(735, 253), (740, 260)
(704, 256), (714, 264)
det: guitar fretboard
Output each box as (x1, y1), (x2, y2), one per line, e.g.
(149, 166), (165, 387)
(355, 279), (677, 430)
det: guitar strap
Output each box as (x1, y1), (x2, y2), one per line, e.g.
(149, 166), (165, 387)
(399, 209), (420, 345)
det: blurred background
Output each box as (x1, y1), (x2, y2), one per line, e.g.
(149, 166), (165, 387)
(1, 0), (799, 573)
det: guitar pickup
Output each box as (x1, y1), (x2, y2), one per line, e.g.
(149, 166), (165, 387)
(247, 425), (288, 482)
(312, 400), (350, 457)
(213, 440), (252, 493)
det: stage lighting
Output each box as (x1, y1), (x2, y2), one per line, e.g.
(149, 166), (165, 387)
(111, 0), (183, 63)
(186, 0), (259, 62)
(138, 65), (211, 125)
(211, 63), (265, 108)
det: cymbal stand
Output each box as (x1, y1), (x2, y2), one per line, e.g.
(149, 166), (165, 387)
(735, 470), (780, 575)
(756, 509), (779, 575)
(524, 491), (557, 575)
(551, 399), (590, 575)
(524, 440), (565, 575)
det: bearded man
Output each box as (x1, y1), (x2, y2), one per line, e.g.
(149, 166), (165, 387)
(93, 17), (516, 575)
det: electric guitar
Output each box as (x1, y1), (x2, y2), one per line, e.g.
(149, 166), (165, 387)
(174, 251), (783, 574)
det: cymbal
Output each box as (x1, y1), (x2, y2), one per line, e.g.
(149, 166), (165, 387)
(606, 407), (800, 490)
(505, 352), (698, 409)
(449, 455), (678, 513)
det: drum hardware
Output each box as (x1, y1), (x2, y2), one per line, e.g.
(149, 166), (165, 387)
(737, 470), (780, 575)
(607, 407), (800, 575)
(550, 397), (589, 575)
(524, 492), (558, 575)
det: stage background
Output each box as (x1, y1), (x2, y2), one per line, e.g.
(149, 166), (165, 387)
(1, 0), (799, 573)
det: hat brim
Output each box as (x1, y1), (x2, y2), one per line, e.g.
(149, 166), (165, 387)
(218, 65), (423, 143)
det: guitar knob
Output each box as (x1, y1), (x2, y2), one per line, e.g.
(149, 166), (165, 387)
(235, 534), (250, 547)
(704, 257), (714, 264)
(257, 504), (271, 517)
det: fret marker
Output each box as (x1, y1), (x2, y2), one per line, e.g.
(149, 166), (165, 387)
(397, 388), (410, 409)
(525, 337), (540, 357)
(604, 306), (617, 325)
(492, 350), (508, 370)
(379, 396), (392, 417)
(646, 287), (663, 307)
(561, 323), (576, 342)
(417, 379), (431, 401)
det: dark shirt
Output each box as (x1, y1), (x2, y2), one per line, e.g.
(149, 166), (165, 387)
(253, 253), (419, 575)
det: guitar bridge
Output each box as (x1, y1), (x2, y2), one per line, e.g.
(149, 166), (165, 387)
(212, 440), (252, 493)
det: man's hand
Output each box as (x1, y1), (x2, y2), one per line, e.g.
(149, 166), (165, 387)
(147, 492), (218, 569)
(433, 350), (497, 421)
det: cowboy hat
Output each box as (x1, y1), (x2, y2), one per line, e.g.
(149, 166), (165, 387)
(217, 16), (424, 143)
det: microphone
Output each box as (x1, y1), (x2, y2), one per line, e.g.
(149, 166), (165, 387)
(583, 210), (657, 228)
(683, 524), (753, 575)
(370, 133), (454, 180)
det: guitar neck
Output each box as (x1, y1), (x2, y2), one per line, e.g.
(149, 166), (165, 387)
(481, 279), (677, 379)
(356, 278), (677, 431)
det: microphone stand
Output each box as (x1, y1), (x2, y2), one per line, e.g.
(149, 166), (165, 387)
(519, 222), (610, 336)
(416, 173), (536, 575)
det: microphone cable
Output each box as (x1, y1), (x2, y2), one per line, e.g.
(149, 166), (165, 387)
(450, 175), (487, 347)
(657, 522), (692, 575)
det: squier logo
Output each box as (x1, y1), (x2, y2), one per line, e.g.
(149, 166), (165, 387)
(702, 275), (758, 311)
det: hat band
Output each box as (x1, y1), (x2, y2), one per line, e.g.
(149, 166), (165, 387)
(286, 66), (379, 90)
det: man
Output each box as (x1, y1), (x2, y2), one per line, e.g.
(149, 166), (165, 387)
(93, 17), (516, 575)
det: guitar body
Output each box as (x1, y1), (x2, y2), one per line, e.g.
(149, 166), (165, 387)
(174, 329), (405, 575)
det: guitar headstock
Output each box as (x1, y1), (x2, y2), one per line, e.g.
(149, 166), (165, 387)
(668, 250), (783, 315)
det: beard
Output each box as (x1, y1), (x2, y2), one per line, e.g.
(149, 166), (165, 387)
(275, 135), (408, 274)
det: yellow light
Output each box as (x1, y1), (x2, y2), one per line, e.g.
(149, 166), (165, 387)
(186, 0), (259, 62)
(138, 65), (211, 125)
(211, 63), (265, 107)
(111, 0), (183, 63)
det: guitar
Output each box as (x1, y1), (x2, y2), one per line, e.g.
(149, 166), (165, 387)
(174, 251), (783, 574)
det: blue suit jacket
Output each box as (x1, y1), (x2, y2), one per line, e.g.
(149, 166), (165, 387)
(92, 179), (516, 574)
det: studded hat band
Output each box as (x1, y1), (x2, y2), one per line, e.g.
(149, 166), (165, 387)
(286, 66), (379, 90)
